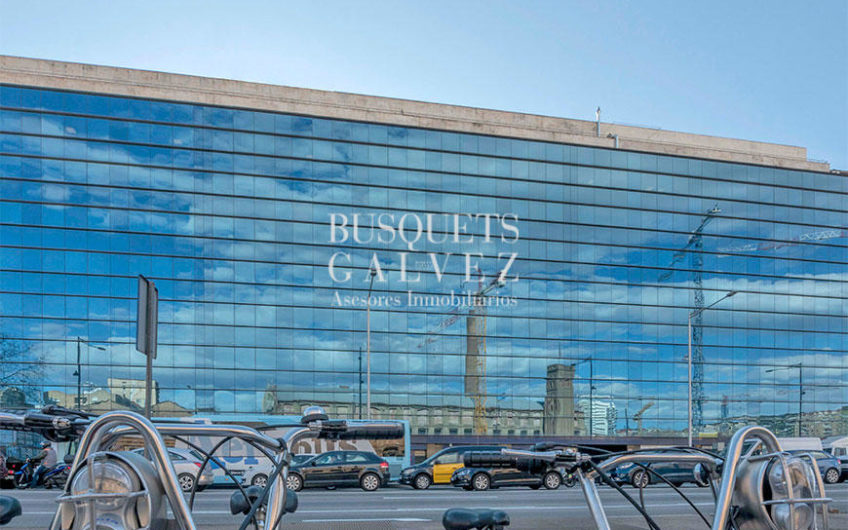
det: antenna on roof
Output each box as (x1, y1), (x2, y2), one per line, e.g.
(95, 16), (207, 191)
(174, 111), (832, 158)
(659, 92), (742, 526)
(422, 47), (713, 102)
(595, 107), (601, 137)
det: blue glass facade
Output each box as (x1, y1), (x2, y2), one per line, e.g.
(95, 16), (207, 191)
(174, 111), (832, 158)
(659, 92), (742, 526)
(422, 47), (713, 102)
(0, 84), (845, 442)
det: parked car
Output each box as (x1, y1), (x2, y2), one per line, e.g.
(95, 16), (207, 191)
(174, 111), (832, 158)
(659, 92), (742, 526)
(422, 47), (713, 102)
(836, 455), (848, 482)
(285, 451), (390, 492)
(609, 449), (708, 488)
(242, 453), (317, 487)
(132, 448), (215, 492)
(787, 450), (842, 484)
(399, 445), (502, 489)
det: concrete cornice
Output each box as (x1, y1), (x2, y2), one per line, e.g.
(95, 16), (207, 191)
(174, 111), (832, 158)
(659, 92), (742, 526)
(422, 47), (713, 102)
(0, 55), (830, 172)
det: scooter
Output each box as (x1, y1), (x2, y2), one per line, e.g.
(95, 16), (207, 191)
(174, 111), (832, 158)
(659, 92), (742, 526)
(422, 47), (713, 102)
(13, 460), (68, 489)
(11, 460), (31, 488)
(41, 462), (70, 489)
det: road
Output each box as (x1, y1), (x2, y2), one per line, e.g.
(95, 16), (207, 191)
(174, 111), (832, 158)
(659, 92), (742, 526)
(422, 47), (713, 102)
(4, 483), (848, 529)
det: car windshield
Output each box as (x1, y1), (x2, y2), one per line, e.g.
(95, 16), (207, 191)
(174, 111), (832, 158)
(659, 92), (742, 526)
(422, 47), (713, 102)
(297, 454), (320, 465)
(421, 447), (500, 465)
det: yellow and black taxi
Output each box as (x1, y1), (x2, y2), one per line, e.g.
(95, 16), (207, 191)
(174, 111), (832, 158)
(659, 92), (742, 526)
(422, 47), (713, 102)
(399, 445), (502, 489)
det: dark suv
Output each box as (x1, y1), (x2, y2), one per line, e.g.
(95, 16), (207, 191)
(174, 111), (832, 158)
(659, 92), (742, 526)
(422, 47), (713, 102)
(610, 449), (708, 488)
(285, 450), (390, 492)
(450, 450), (565, 491)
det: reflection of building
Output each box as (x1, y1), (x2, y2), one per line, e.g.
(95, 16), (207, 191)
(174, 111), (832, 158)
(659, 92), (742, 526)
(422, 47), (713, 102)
(108, 378), (159, 408)
(544, 364), (577, 435)
(0, 388), (39, 460)
(578, 397), (617, 437)
(194, 385), (216, 413)
(703, 405), (848, 439)
(263, 387), (543, 436)
(44, 386), (189, 417)
(0, 387), (30, 410)
(1, 56), (844, 445)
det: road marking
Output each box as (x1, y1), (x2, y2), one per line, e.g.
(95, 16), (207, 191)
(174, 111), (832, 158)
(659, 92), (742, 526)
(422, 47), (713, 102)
(382, 494), (497, 499)
(303, 518), (431, 522)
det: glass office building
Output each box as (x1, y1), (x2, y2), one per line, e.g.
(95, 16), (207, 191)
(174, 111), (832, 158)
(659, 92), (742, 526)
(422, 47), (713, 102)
(0, 59), (846, 444)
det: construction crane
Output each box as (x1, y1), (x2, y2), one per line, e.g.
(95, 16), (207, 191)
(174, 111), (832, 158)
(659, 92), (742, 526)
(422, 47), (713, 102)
(419, 269), (505, 434)
(633, 401), (654, 434)
(659, 204), (721, 437)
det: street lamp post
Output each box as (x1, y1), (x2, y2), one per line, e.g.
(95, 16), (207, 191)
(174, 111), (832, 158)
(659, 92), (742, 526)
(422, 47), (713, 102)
(358, 346), (363, 420)
(74, 337), (106, 410)
(766, 363), (804, 436)
(366, 269), (377, 420)
(687, 290), (736, 447)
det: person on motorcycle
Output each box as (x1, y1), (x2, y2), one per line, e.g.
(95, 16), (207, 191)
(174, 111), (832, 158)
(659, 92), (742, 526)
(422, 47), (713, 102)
(0, 447), (7, 481)
(25, 442), (56, 489)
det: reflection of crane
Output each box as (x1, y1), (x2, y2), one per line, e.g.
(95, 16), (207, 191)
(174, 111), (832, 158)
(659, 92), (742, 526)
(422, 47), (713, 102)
(659, 204), (720, 436)
(634, 401), (654, 434)
(717, 226), (847, 254)
(420, 269), (505, 434)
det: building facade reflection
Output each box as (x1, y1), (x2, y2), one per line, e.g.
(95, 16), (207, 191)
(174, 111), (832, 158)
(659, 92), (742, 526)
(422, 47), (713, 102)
(0, 57), (845, 444)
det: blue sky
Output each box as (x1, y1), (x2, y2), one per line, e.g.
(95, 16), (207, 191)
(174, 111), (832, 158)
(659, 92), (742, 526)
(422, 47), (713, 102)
(1, 0), (845, 169)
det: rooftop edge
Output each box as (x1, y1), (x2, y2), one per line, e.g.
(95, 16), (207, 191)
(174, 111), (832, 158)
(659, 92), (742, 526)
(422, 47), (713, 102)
(0, 55), (830, 172)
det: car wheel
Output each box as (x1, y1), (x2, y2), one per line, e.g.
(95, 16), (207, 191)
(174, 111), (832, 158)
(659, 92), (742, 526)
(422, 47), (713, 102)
(413, 473), (431, 490)
(178, 473), (196, 492)
(251, 473), (268, 488)
(471, 473), (490, 491)
(631, 470), (649, 489)
(360, 472), (381, 492)
(824, 467), (840, 484)
(543, 471), (562, 490)
(286, 473), (303, 491)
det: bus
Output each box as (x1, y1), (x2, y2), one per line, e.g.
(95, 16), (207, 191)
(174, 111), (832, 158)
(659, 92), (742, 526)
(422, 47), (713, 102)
(169, 414), (411, 485)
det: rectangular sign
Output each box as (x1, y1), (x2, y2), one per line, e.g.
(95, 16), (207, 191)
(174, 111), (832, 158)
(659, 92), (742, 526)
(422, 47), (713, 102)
(136, 275), (158, 359)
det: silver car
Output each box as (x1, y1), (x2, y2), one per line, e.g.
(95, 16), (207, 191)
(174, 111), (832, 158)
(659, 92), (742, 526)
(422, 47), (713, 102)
(132, 448), (215, 492)
(242, 454), (317, 488)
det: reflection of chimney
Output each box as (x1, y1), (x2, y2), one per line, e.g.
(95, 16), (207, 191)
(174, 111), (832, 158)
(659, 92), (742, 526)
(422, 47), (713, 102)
(544, 364), (576, 435)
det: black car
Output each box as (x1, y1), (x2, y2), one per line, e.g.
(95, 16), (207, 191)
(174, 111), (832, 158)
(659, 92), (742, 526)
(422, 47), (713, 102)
(449, 450), (564, 491)
(285, 450), (390, 492)
(450, 464), (562, 491)
(610, 449), (708, 488)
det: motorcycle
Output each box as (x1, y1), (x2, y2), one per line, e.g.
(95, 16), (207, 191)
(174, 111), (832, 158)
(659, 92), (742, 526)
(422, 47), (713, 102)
(11, 460), (31, 488)
(12, 459), (69, 489)
(41, 462), (70, 489)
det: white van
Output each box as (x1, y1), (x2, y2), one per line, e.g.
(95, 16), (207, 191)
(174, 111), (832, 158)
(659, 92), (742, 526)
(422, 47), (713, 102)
(822, 435), (848, 458)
